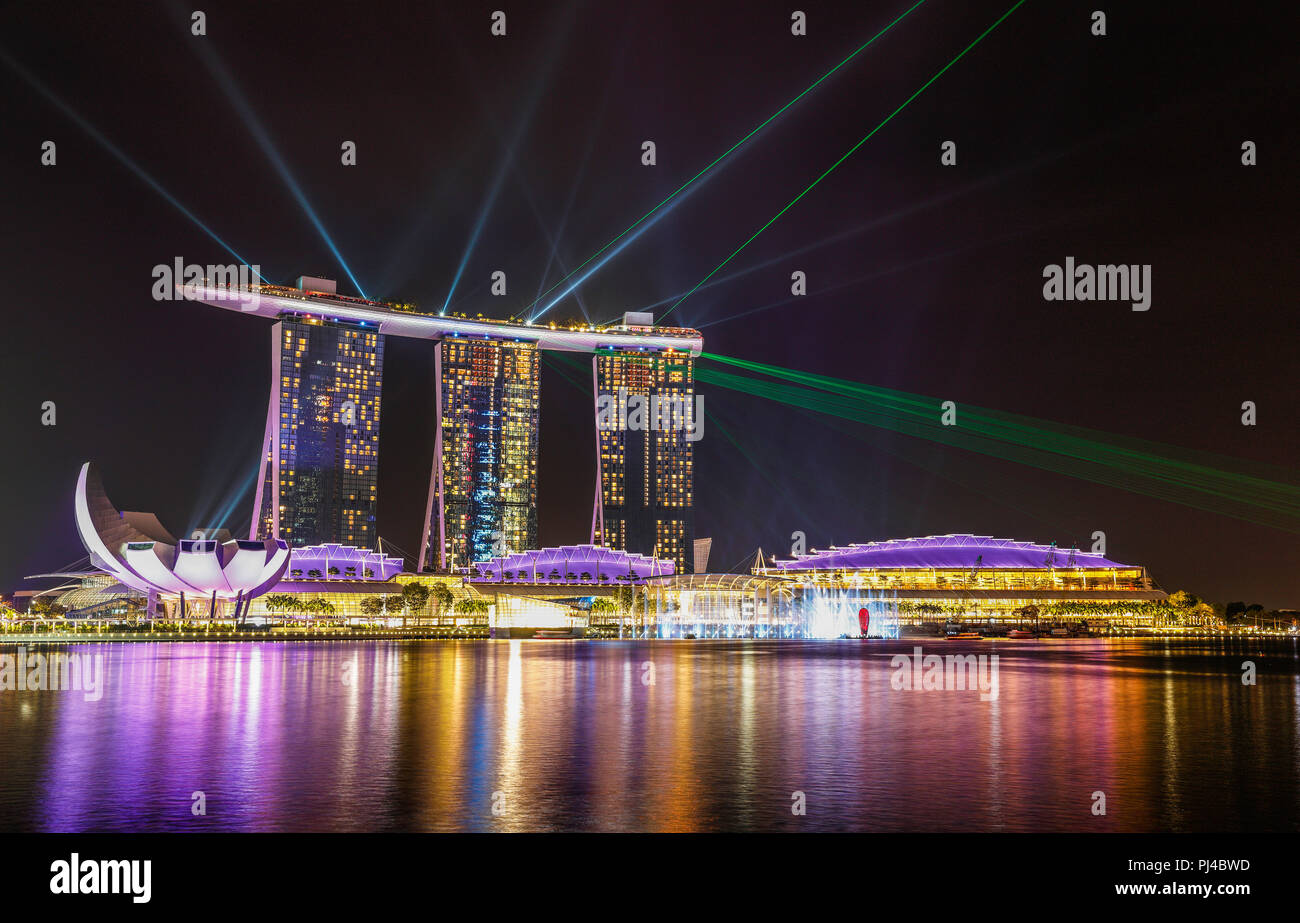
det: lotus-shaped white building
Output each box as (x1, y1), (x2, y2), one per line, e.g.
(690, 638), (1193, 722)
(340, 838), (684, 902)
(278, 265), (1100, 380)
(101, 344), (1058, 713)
(75, 462), (290, 619)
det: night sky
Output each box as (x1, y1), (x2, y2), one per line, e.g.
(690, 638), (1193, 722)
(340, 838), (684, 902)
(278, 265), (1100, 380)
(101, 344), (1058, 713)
(1, 1), (1295, 606)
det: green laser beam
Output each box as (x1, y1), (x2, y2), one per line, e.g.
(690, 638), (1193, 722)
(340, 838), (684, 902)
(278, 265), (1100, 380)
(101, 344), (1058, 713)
(552, 344), (1300, 531)
(553, 343), (1299, 529)
(662, 0), (1027, 320)
(696, 365), (1296, 528)
(509, 0), (929, 320)
(703, 352), (1300, 513)
(699, 363), (1292, 514)
(694, 359), (1300, 532)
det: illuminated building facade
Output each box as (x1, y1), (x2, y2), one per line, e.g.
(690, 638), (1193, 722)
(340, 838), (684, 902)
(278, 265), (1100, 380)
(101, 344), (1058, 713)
(592, 348), (696, 572)
(467, 544), (673, 584)
(419, 337), (539, 571)
(72, 462), (290, 622)
(183, 280), (702, 564)
(55, 468), (1186, 638)
(253, 315), (384, 548)
(757, 534), (1167, 623)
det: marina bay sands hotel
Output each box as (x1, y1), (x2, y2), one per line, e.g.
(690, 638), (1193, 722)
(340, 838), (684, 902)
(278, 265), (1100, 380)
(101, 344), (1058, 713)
(184, 275), (703, 573)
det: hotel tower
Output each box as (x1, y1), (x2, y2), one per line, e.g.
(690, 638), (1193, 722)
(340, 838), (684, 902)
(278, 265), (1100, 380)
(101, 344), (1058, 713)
(251, 279), (384, 549)
(185, 277), (700, 569)
(592, 339), (697, 573)
(419, 337), (540, 571)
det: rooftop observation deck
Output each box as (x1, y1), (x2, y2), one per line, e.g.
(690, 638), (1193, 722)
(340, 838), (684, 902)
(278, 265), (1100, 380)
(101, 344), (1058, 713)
(179, 280), (704, 356)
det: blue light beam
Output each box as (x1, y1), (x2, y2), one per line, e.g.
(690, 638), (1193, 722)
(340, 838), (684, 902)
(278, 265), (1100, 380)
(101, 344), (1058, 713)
(186, 36), (368, 298)
(0, 46), (262, 275)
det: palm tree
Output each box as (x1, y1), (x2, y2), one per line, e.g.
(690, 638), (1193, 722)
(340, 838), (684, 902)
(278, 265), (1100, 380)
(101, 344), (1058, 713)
(264, 593), (298, 626)
(290, 596), (311, 622)
(589, 597), (617, 624)
(455, 597), (490, 623)
(278, 595), (298, 623)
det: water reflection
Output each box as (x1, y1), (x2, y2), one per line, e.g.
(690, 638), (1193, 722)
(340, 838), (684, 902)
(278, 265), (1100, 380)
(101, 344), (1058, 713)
(0, 639), (1296, 832)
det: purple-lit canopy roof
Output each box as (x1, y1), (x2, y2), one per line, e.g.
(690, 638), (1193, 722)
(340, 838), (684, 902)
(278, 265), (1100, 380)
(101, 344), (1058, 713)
(74, 462), (290, 599)
(770, 535), (1135, 571)
(285, 544), (404, 581)
(471, 545), (674, 583)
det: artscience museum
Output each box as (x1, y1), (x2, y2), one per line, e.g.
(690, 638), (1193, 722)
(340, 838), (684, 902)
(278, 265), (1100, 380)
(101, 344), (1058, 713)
(74, 463), (291, 621)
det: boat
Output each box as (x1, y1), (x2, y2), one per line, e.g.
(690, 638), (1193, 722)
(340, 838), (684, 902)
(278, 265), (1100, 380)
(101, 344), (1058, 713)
(945, 632), (983, 640)
(1008, 629), (1038, 639)
(1049, 626), (1071, 637)
(534, 629), (573, 639)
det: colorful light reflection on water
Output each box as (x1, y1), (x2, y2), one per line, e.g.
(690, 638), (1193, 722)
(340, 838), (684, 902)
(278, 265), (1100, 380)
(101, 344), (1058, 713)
(0, 638), (1297, 831)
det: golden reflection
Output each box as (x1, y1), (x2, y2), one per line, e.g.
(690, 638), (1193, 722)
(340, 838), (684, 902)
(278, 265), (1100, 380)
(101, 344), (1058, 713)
(5, 639), (1294, 831)
(495, 640), (524, 830)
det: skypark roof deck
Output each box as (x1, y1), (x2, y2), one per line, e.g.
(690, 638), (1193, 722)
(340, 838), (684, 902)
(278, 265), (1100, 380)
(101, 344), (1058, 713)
(180, 280), (703, 356)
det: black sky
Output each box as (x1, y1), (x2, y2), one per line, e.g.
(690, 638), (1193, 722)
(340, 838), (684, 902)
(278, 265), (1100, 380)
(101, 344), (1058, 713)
(0, 0), (1295, 605)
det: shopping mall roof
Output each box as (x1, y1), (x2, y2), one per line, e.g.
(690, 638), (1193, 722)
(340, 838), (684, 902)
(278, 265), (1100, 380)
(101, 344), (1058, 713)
(470, 545), (674, 583)
(286, 544), (405, 581)
(768, 534), (1135, 571)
